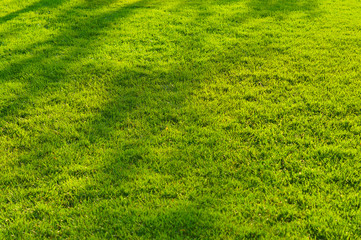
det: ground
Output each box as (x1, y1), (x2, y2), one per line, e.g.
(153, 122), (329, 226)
(1, 0), (361, 238)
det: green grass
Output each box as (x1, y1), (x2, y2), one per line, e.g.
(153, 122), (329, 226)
(1, 0), (361, 238)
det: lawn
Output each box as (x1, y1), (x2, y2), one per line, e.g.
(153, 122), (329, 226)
(1, 0), (361, 238)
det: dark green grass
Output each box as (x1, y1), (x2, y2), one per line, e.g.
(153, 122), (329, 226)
(1, 0), (361, 238)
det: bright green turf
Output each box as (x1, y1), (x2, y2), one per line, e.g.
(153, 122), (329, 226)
(1, 0), (361, 238)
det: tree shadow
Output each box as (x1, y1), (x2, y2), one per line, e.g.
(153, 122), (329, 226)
(249, 0), (318, 13)
(0, 0), (152, 208)
(0, 0), (65, 24)
(0, 0), (149, 119)
(229, 0), (321, 23)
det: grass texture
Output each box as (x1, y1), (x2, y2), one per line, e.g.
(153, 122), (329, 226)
(1, 0), (361, 238)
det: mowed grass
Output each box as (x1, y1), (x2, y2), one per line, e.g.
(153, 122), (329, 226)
(1, 0), (361, 238)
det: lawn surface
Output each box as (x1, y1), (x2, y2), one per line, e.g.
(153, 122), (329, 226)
(1, 0), (361, 238)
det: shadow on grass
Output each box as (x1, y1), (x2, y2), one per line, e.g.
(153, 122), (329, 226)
(0, 0), (153, 211)
(249, 0), (318, 13)
(230, 0), (320, 22)
(0, 0), (65, 24)
(0, 0), (149, 118)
